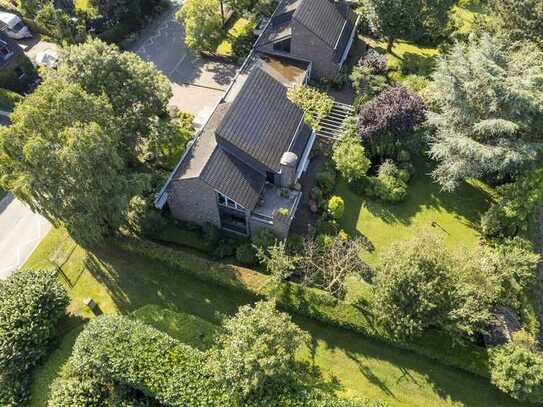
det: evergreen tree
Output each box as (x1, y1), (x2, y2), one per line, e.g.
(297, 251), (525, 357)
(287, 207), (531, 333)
(427, 34), (543, 191)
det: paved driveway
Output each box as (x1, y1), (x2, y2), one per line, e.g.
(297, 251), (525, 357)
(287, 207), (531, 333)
(0, 194), (51, 278)
(131, 4), (238, 126)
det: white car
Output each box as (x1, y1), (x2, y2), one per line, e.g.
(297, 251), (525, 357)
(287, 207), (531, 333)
(36, 49), (59, 68)
(0, 12), (32, 40)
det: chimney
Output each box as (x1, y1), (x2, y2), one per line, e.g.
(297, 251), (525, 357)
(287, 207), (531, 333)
(279, 152), (297, 187)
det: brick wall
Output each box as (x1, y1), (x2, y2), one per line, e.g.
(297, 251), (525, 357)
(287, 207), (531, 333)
(168, 178), (221, 228)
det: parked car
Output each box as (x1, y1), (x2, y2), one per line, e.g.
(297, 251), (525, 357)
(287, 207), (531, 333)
(0, 11), (32, 40)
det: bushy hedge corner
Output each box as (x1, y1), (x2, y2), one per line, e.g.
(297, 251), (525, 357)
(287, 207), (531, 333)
(0, 269), (69, 405)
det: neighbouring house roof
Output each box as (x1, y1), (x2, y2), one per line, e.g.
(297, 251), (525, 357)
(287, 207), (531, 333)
(216, 66), (304, 173)
(257, 0), (357, 62)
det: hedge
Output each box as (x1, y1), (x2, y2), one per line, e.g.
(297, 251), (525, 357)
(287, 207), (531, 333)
(50, 316), (373, 407)
(0, 269), (69, 406)
(113, 237), (491, 378)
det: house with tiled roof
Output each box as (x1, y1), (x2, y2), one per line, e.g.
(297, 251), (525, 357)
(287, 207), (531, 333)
(256, 0), (359, 79)
(155, 0), (358, 238)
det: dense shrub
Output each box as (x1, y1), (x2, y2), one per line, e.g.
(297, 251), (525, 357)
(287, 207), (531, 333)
(359, 50), (388, 75)
(373, 231), (455, 339)
(481, 171), (543, 238)
(332, 117), (371, 183)
(126, 195), (168, 238)
(327, 196), (345, 220)
(481, 238), (539, 310)
(287, 85), (334, 131)
(253, 229), (277, 253)
(490, 343), (543, 403)
(212, 239), (237, 259)
(315, 168), (337, 195)
(350, 66), (388, 106)
(209, 301), (309, 399)
(236, 243), (259, 265)
(358, 86), (426, 157)
(202, 223), (221, 251)
(372, 230), (521, 340)
(0, 270), (69, 405)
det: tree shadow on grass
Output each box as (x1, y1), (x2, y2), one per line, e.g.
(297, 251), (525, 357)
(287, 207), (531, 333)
(341, 158), (493, 236)
(291, 315), (526, 407)
(398, 52), (437, 77)
(83, 247), (255, 325)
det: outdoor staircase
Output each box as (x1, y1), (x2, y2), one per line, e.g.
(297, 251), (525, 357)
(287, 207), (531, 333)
(315, 101), (355, 141)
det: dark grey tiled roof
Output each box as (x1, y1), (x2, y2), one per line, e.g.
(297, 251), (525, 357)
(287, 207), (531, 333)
(293, 0), (347, 49)
(290, 123), (312, 159)
(201, 147), (265, 210)
(216, 67), (303, 172)
(335, 14), (356, 62)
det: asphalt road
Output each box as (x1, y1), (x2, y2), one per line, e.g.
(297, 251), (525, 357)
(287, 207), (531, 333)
(0, 194), (51, 278)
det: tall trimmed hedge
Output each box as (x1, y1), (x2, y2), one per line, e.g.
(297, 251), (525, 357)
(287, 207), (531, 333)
(0, 269), (69, 405)
(113, 237), (490, 377)
(50, 316), (372, 406)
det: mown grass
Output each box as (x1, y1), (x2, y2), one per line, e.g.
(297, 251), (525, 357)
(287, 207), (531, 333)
(336, 158), (493, 266)
(25, 228), (526, 407)
(361, 0), (487, 82)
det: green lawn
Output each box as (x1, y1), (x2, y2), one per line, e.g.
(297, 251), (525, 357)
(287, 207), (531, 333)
(361, 0), (487, 82)
(336, 159), (493, 266)
(25, 228), (525, 407)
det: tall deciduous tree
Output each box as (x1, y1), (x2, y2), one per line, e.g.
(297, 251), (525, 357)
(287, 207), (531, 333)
(364, 0), (455, 52)
(0, 79), (149, 245)
(427, 34), (543, 191)
(52, 39), (172, 162)
(177, 0), (223, 52)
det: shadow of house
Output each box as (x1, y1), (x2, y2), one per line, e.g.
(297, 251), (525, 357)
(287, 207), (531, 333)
(0, 32), (36, 93)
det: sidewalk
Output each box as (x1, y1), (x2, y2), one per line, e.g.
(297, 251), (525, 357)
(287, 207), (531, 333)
(0, 194), (51, 278)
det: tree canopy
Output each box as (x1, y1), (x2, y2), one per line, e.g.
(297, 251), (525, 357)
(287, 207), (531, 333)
(52, 39), (172, 162)
(428, 34), (543, 191)
(178, 0), (224, 52)
(0, 79), (148, 245)
(363, 0), (456, 51)
(488, 0), (543, 46)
